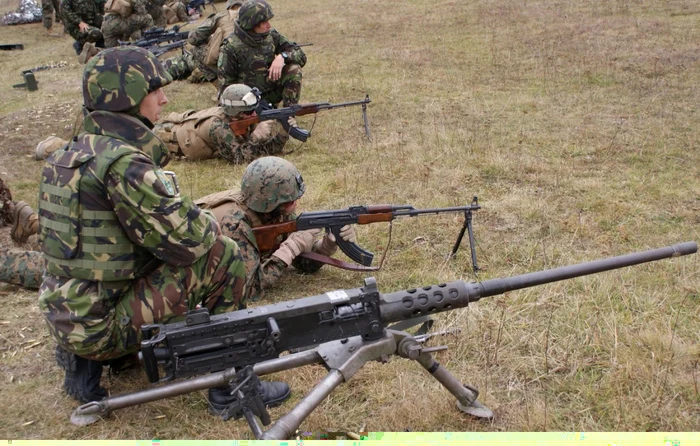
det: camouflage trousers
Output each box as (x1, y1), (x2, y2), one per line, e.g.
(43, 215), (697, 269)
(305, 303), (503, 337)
(164, 46), (217, 82)
(147, 3), (167, 27)
(164, 1), (188, 24)
(0, 248), (44, 289)
(102, 13), (155, 48)
(41, 0), (61, 29)
(40, 235), (246, 360)
(263, 63), (303, 107)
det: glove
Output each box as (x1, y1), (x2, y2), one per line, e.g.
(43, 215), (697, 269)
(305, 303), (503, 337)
(272, 229), (322, 266)
(315, 225), (356, 256)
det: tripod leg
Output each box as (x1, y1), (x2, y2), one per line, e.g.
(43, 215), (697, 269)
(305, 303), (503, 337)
(415, 353), (493, 419)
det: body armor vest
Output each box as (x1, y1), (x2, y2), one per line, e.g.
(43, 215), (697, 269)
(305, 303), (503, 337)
(38, 136), (153, 281)
(204, 10), (238, 66)
(159, 108), (226, 160)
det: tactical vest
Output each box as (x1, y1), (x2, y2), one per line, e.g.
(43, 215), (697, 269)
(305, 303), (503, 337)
(38, 136), (153, 282)
(204, 10), (238, 67)
(228, 31), (276, 90)
(158, 107), (226, 160)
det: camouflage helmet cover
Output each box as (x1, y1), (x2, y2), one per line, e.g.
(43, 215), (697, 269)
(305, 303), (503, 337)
(241, 156), (306, 213)
(226, 0), (243, 10)
(219, 84), (258, 117)
(83, 47), (173, 112)
(237, 0), (274, 31)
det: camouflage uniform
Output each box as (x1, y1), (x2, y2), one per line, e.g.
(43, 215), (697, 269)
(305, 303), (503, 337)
(164, 6), (240, 82)
(42, 0), (61, 29)
(163, 0), (187, 24)
(196, 190), (325, 302)
(146, 0), (166, 27)
(101, 0), (155, 48)
(61, 0), (105, 47)
(0, 249), (44, 289)
(154, 107), (288, 163)
(38, 47), (246, 361)
(217, 0), (306, 106)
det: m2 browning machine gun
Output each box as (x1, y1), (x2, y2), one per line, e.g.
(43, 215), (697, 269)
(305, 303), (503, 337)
(70, 241), (697, 438)
(252, 197), (482, 272)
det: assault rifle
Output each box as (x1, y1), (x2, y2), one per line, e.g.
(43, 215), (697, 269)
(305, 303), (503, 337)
(70, 241), (697, 438)
(253, 197), (482, 272)
(149, 40), (187, 58)
(229, 94), (372, 142)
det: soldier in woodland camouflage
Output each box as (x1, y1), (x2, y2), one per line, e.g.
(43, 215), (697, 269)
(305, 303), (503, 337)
(42, 0), (61, 34)
(101, 0), (154, 48)
(146, 0), (167, 26)
(217, 0), (306, 106)
(195, 157), (357, 302)
(60, 0), (105, 53)
(154, 84), (290, 163)
(34, 47), (265, 406)
(163, 0), (242, 83)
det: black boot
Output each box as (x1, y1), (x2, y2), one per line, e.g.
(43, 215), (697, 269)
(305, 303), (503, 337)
(55, 346), (107, 403)
(208, 381), (291, 416)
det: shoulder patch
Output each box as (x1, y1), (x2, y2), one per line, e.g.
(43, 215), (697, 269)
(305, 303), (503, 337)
(154, 168), (177, 196)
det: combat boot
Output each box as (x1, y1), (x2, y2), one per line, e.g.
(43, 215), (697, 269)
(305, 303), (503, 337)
(72, 40), (82, 55)
(55, 346), (107, 403)
(208, 381), (291, 416)
(78, 42), (100, 64)
(10, 201), (39, 243)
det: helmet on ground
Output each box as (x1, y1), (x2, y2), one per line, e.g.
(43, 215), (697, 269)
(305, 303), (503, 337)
(219, 84), (258, 117)
(237, 0), (274, 31)
(226, 0), (243, 10)
(83, 47), (172, 112)
(241, 156), (305, 213)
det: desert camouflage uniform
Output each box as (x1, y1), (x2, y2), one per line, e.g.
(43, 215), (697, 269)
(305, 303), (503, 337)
(38, 48), (246, 360)
(0, 249), (44, 289)
(218, 25), (305, 106)
(164, 9), (238, 82)
(195, 191), (325, 302)
(154, 107), (288, 163)
(61, 0), (105, 46)
(42, 0), (61, 29)
(101, 0), (155, 48)
(146, 0), (166, 26)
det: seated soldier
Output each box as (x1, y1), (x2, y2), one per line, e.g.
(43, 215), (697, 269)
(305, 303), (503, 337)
(61, 0), (106, 54)
(163, 0), (189, 25)
(163, 0), (242, 83)
(101, 0), (155, 48)
(146, 0), (167, 27)
(217, 0), (306, 106)
(32, 46), (289, 412)
(196, 156), (357, 302)
(154, 84), (289, 163)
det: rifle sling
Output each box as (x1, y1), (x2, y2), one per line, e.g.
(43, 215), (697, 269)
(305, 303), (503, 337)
(298, 252), (379, 272)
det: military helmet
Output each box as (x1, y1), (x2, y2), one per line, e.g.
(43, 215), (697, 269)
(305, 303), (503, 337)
(241, 157), (305, 213)
(226, 0), (243, 10)
(237, 0), (274, 31)
(219, 84), (258, 117)
(83, 47), (172, 112)
(86, 27), (103, 43)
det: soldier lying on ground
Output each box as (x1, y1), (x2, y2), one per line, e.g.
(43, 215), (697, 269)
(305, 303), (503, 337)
(217, 0), (306, 106)
(154, 83), (290, 163)
(163, 0), (242, 83)
(2, 156), (356, 303)
(26, 46), (289, 413)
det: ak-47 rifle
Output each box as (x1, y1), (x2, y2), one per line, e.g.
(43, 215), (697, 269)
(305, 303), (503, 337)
(229, 94), (371, 142)
(253, 197), (482, 272)
(69, 241), (697, 438)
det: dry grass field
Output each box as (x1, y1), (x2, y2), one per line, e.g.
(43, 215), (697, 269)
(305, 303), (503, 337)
(0, 0), (698, 439)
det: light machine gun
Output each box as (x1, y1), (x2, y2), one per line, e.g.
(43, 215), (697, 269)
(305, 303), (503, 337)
(70, 241), (697, 438)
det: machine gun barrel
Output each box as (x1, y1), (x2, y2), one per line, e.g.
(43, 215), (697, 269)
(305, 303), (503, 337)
(379, 241), (697, 322)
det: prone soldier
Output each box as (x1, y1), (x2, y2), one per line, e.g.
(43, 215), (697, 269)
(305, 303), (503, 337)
(217, 0), (306, 106)
(154, 83), (290, 163)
